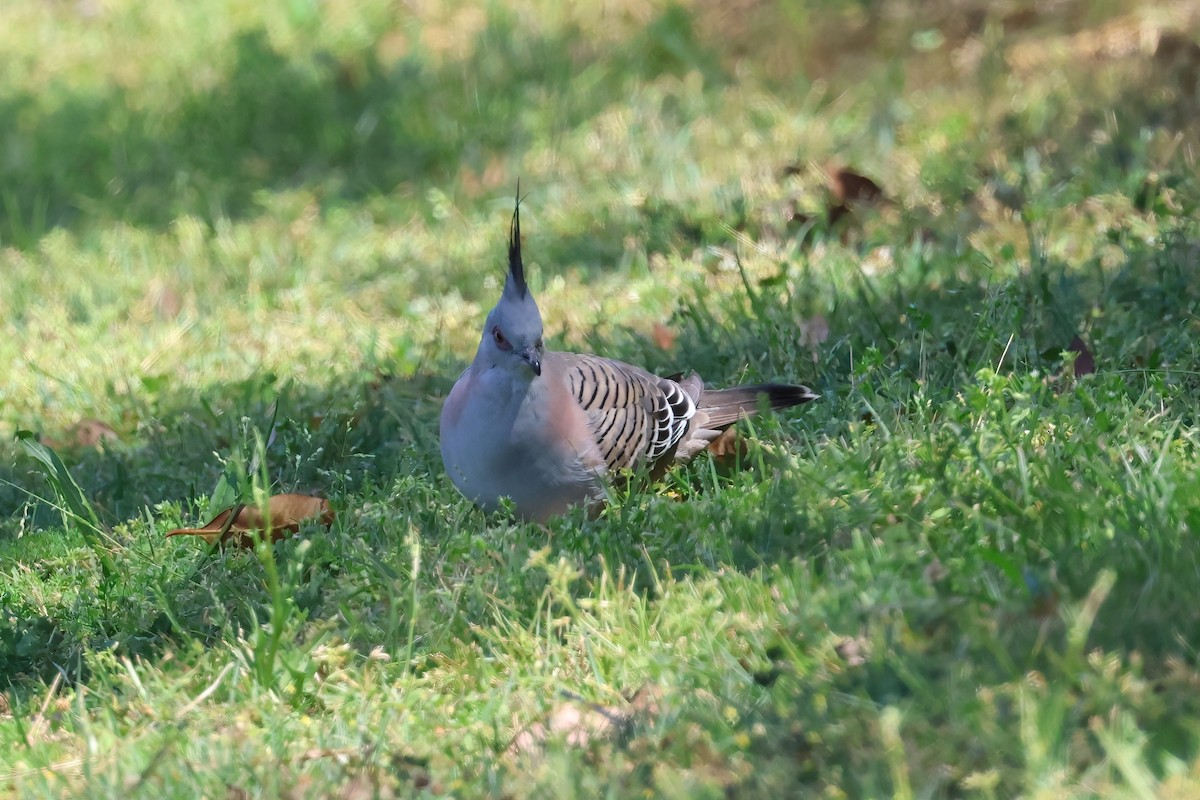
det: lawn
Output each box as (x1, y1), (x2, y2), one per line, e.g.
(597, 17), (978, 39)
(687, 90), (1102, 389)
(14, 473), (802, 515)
(2, 0), (1200, 796)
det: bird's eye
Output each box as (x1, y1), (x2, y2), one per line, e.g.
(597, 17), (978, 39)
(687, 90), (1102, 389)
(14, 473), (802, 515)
(535, 338), (544, 350)
(492, 326), (512, 351)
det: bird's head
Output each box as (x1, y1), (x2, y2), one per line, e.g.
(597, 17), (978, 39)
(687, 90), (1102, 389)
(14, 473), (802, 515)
(480, 195), (544, 377)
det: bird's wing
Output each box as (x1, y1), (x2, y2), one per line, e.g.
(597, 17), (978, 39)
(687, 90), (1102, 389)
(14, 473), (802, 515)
(550, 352), (697, 474)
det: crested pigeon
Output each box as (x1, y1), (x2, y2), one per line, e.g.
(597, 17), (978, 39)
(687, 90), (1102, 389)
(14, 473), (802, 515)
(440, 200), (818, 522)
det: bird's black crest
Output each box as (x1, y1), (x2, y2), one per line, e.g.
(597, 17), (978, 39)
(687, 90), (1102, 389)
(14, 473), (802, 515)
(507, 185), (527, 299)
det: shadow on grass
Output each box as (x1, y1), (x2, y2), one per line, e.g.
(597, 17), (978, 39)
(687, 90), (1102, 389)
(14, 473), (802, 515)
(0, 364), (449, 687)
(0, 6), (725, 247)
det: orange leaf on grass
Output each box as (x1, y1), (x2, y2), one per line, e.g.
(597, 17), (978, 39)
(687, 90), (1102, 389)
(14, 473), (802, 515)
(166, 494), (334, 548)
(41, 419), (119, 450)
(650, 322), (677, 351)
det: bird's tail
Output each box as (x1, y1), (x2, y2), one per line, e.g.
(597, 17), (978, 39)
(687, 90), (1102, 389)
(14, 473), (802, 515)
(697, 383), (819, 429)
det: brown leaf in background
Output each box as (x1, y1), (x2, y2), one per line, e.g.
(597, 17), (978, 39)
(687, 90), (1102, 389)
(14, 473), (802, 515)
(511, 701), (628, 755)
(799, 314), (830, 363)
(166, 494), (334, 548)
(825, 166), (887, 236)
(507, 685), (662, 759)
(153, 284), (183, 320)
(70, 419), (119, 447)
(835, 635), (870, 667)
(651, 322), (677, 351)
(626, 683), (664, 721)
(42, 419), (119, 450)
(801, 314), (830, 345)
(1068, 335), (1095, 377)
(923, 558), (949, 585)
(1155, 31), (1200, 99)
(786, 164), (889, 245)
(828, 166), (885, 206)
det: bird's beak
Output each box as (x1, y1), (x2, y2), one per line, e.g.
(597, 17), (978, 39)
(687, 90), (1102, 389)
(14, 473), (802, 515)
(521, 346), (542, 376)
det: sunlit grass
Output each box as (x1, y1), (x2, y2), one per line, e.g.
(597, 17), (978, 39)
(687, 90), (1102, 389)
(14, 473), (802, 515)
(3, 0), (1200, 796)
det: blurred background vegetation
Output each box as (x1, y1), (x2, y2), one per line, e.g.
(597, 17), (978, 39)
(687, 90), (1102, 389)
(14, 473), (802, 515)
(3, 0), (1197, 429)
(2, 0), (1195, 245)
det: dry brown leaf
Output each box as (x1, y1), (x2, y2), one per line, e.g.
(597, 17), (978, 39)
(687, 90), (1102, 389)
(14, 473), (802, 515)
(626, 683), (664, 718)
(799, 314), (830, 363)
(1156, 31), (1200, 95)
(786, 165), (890, 244)
(800, 314), (830, 345)
(42, 419), (119, 450)
(835, 635), (869, 667)
(166, 494), (334, 548)
(923, 558), (948, 585)
(338, 775), (395, 800)
(828, 166), (885, 207)
(71, 419), (119, 447)
(508, 685), (663, 759)
(651, 322), (677, 351)
(1068, 335), (1096, 377)
(509, 702), (628, 757)
(152, 284), (183, 320)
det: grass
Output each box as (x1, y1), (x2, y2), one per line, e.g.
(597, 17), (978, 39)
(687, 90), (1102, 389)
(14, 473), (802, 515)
(2, 0), (1200, 796)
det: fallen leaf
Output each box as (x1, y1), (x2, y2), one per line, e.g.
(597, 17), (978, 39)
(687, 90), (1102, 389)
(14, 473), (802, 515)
(152, 284), (183, 320)
(800, 314), (830, 345)
(41, 419), (118, 450)
(508, 685), (662, 759)
(828, 166), (885, 206)
(625, 683), (663, 718)
(1067, 335), (1095, 377)
(166, 494), (334, 548)
(338, 775), (398, 800)
(923, 558), (949, 584)
(786, 164), (889, 245)
(651, 322), (677, 351)
(799, 314), (830, 362)
(834, 635), (869, 667)
(299, 746), (360, 765)
(509, 702), (626, 757)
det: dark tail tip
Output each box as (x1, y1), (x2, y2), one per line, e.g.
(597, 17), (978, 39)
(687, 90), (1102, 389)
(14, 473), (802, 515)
(699, 382), (819, 428)
(761, 383), (820, 408)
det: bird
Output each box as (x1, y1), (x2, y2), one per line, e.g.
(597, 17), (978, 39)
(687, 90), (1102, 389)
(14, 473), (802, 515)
(440, 197), (818, 523)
